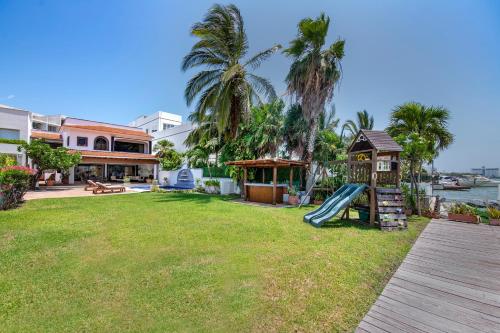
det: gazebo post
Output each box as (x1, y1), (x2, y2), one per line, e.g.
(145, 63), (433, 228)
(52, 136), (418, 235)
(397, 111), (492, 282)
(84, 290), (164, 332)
(396, 153), (401, 188)
(370, 149), (378, 226)
(272, 166), (277, 205)
(262, 168), (265, 183)
(243, 167), (248, 201)
(289, 167), (293, 188)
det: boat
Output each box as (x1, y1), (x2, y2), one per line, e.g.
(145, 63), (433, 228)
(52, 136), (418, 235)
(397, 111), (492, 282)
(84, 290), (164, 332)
(433, 176), (471, 191)
(458, 175), (500, 187)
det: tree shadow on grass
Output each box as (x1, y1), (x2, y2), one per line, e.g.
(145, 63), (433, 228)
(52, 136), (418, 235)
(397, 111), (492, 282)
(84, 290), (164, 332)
(320, 219), (376, 230)
(151, 192), (239, 205)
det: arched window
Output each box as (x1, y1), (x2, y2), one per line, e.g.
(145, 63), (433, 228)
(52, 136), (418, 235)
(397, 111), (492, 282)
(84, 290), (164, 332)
(94, 137), (109, 151)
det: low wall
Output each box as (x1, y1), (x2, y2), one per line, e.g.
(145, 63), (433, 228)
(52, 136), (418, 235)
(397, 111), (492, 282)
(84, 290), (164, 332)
(158, 167), (239, 194)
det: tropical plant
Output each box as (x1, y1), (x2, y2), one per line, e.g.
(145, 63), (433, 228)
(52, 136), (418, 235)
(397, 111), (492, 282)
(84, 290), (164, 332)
(341, 110), (374, 139)
(18, 140), (81, 189)
(487, 207), (500, 219)
(283, 103), (308, 158)
(182, 4), (280, 138)
(154, 140), (183, 171)
(387, 102), (453, 215)
(284, 13), (345, 190)
(249, 100), (285, 158)
(0, 154), (17, 168)
(448, 203), (475, 215)
(0, 166), (36, 210)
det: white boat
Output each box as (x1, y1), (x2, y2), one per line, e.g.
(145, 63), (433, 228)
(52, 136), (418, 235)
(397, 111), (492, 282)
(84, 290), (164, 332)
(458, 176), (499, 187)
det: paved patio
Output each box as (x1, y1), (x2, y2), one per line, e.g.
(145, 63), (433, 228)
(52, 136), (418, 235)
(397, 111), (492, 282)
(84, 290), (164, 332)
(357, 219), (500, 333)
(24, 184), (140, 200)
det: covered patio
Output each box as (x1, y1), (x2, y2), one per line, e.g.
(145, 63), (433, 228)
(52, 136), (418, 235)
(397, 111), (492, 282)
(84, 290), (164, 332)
(69, 150), (159, 184)
(225, 158), (308, 205)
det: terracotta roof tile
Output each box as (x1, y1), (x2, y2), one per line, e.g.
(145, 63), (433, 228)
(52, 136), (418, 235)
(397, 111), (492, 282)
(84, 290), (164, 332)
(31, 130), (62, 141)
(69, 149), (158, 161)
(62, 125), (152, 139)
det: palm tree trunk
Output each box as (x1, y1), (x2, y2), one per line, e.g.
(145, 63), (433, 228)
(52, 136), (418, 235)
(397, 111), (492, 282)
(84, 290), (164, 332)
(305, 118), (319, 191)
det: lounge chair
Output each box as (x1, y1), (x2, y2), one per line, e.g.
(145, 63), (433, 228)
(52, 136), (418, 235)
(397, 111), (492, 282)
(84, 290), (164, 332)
(93, 182), (126, 194)
(85, 180), (111, 191)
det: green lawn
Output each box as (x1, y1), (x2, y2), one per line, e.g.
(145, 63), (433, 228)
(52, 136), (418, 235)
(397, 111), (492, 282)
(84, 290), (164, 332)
(0, 192), (428, 332)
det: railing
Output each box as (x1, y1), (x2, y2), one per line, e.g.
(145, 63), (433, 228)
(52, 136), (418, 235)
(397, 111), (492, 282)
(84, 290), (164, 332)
(377, 171), (398, 186)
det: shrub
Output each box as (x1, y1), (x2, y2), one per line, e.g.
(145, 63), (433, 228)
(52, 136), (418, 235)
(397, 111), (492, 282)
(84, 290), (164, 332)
(288, 186), (297, 196)
(487, 207), (500, 219)
(0, 138), (26, 145)
(0, 166), (36, 210)
(0, 154), (17, 167)
(204, 179), (220, 187)
(448, 203), (475, 215)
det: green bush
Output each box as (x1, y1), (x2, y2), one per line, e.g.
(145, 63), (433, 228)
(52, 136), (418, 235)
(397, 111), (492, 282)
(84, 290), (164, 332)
(204, 179), (220, 187)
(0, 166), (36, 210)
(487, 207), (500, 219)
(0, 138), (26, 145)
(448, 203), (475, 215)
(203, 166), (230, 178)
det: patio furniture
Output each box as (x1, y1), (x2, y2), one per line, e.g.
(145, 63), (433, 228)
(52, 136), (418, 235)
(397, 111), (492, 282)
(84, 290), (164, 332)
(85, 180), (111, 191)
(93, 182), (126, 194)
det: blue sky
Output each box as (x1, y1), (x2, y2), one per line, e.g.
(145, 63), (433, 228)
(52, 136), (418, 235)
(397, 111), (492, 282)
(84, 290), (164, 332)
(0, 0), (499, 171)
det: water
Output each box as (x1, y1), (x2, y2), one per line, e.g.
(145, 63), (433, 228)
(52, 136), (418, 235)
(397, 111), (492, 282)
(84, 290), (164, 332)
(433, 186), (498, 203)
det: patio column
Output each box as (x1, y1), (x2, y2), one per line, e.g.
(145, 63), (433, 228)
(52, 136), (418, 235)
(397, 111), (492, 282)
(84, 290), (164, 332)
(272, 166), (277, 205)
(154, 164), (158, 180)
(104, 164), (108, 181)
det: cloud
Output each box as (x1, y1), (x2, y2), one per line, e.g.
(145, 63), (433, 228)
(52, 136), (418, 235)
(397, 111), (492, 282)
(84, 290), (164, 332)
(7, 94), (15, 99)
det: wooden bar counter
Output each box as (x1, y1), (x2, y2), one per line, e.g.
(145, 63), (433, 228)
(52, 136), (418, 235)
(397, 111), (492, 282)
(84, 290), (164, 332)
(245, 183), (287, 204)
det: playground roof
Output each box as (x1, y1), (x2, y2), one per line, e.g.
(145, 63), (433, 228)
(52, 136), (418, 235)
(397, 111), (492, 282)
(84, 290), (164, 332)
(348, 130), (403, 153)
(225, 158), (308, 168)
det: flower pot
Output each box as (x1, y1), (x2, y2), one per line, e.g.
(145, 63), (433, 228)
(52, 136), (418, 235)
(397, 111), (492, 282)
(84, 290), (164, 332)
(490, 219), (500, 226)
(46, 179), (55, 186)
(448, 213), (479, 224)
(313, 200), (324, 205)
(288, 195), (299, 205)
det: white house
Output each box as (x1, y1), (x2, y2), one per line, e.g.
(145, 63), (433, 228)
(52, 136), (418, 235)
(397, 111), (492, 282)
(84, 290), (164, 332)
(61, 117), (158, 184)
(128, 111), (182, 135)
(0, 104), (31, 165)
(128, 111), (194, 153)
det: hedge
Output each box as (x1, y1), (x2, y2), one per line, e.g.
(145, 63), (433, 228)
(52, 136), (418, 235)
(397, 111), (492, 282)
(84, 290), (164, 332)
(0, 138), (26, 145)
(202, 166), (231, 178)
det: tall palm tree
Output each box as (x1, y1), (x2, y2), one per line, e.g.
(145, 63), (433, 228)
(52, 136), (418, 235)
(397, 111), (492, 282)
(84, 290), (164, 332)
(340, 110), (374, 139)
(284, 13), (345, 189)
(387, 101), (453, 214)
(182, 4), (281, 138)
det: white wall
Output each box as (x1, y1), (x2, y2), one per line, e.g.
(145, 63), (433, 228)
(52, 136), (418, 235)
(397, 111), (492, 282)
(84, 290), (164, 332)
(152, 122), (194, 153)
(129, 111), (182, 134)
(0, 106), (30, 165)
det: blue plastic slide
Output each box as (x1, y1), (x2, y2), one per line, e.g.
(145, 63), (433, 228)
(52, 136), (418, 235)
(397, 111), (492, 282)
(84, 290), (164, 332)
(304, 184), (367, 227)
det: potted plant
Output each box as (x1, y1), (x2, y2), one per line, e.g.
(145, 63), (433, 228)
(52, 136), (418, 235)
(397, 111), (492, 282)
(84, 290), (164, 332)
(288, 186), (299, 205)
(46, 173), (55, 186)
(123, 176), (131, 183)
(313, 192), (324, 205)
(448, 203), (479, 224)
(488, 207), (500, 226)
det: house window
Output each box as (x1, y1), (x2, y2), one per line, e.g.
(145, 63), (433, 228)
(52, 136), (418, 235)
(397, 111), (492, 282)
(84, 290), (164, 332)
(0, 128), (20, 140)
(32, 122), (43, 130)
(94, 137), (109, 151)
(77, 137), (88, 147)
(48, 125), (58, 132)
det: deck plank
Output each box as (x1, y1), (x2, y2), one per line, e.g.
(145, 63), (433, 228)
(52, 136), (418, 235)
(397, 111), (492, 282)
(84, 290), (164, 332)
(357, 219), (500, 332)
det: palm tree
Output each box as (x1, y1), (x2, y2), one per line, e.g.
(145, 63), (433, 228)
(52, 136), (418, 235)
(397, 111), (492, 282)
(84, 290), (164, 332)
(283, 103), (308, 158)
(182, 4), (281, 138)
(284, 13), (345, 189)
(251, 100), (285, 158)
(340, 110), (374, 139)
(387, 101), (453, 214)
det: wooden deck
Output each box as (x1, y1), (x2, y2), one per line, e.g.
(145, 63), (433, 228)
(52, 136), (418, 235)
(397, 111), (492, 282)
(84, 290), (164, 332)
(357, 219), (500, 333)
